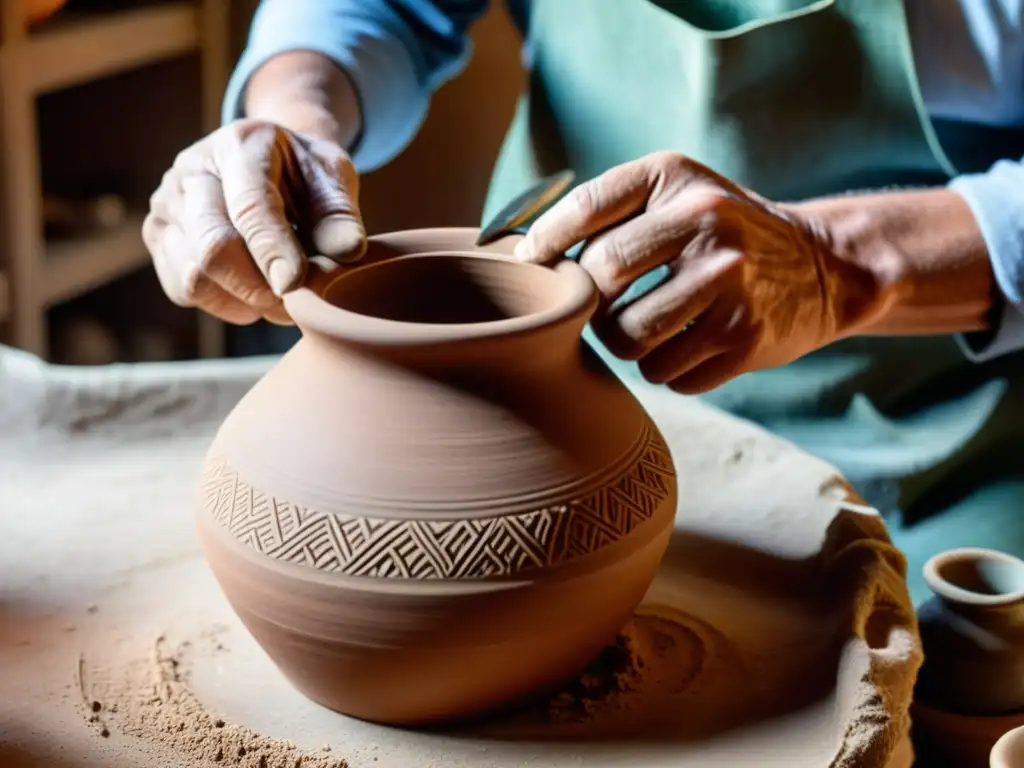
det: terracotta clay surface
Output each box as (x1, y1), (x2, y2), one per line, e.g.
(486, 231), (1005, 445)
(196, 229), (677, 725)
(915, 548), (1024, 716)
(0, 341), (918, 767)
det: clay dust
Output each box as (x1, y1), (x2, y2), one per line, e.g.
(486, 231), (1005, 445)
(79, 633), (348, 768)
(542, 614), (703, 723)
(76, 613), (703, 766)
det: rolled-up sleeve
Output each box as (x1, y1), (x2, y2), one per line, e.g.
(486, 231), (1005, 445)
(950, 157), (1024, 362)
(222, 0), (490, 172)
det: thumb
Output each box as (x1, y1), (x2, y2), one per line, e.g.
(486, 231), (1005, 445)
(313, 209), (366, 264)
(296, 142), (367, 264)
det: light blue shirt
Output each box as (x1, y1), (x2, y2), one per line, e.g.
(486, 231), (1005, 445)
(223, 0), (1024, 361)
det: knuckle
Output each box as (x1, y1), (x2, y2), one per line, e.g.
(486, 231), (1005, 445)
(171, 147), (198, 172)
(152, 171), (177, 198)
(571, 181), (603, 221)
(194, 239), (225, 272)
(230, 188), (274, 230)
(656, 150), (687, 169)
(684, 189), (732, 227)
(644, 150), (689, 179)
(180, 271), (202, 303)
(192, 218), (237, 261)
(588, 238), (630, 286)
(160, 167), (179, 187)
(165, 290), (192, 309)
(229, 118), (281, 147)
(229, 188), (290, 261)
(148, 187), (170, 216)
(141, 214), (161, 251)
(622, 311), (666, 345)
(157, 268), (192, 308)
(232, 281), (275, 308)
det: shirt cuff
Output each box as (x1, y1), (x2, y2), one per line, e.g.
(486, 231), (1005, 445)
(221, 0), (431, 173)
(949, 160), (1024, 362)
(956, 300), (1024, 363)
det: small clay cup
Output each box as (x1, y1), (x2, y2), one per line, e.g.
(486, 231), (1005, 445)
(992, 725), (1024, 768)
(196, 228), (677, 726)
(915, 548), (1024, 716)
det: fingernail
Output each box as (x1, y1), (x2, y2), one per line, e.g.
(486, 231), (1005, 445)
(313, 214), (367, 264)
(512, 240), (532, 262)
(267, 259), (296, 296)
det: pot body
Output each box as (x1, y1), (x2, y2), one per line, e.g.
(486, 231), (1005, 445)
(196, 232), (677, 725)
(916, 548), (1024, 716)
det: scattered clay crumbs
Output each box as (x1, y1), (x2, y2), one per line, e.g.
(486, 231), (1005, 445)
(77, 614), (700, 766)
(545, 632), (641, 722)
(80, 635), (348, 768)
(542, 614), (698, 723)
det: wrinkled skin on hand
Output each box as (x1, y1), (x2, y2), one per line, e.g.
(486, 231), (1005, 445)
(514, 151), (860, 394)
(143, 119), (366, 325)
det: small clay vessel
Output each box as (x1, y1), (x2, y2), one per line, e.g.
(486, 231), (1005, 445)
(916, 548), (1024, 716)
(196, 228), (677, 726)
(992, 725), (1024, 768)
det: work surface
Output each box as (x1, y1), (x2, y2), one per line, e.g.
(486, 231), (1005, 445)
(0, 345), (917, 767)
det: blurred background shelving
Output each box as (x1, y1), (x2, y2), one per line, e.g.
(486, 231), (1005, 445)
(0, 0), (229, 363)
(0, 0), (525, 365)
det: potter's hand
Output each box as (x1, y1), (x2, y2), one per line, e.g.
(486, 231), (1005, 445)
(143, 119), (366, 325)
(513, 151), (869, 394)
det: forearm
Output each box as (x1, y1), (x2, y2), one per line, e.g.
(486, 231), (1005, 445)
(793, 189), (996, 337)
(223, 0), (490, 172)
(244, 51), (362, 148)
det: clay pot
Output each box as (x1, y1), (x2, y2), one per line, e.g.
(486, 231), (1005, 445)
(916, 548), (1024, 716)
(992, 725), (1024, 768)
(196, 228), (677, 726)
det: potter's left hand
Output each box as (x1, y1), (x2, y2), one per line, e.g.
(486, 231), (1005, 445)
(513, 151), (870, 393)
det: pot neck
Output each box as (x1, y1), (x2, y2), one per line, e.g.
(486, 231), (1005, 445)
(300, 314), (593, 377)
(283, 255), (598, 374)
(936, 595), (1024, 625)
(925, 548), (1024, 626)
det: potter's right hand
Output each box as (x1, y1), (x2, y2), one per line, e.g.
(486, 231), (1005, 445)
(143, 119), (366, 325)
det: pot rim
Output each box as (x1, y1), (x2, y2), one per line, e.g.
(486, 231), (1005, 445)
(924, 547), (1024, 608)
(283, 229), (597, 348)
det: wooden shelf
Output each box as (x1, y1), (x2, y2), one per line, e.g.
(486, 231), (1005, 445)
(42, 213), (149, 307)
(15, 4), (200, 95)
(0, 0), (229, 359)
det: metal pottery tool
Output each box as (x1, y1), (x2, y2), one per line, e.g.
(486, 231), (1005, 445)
(475, 170), (575, 246)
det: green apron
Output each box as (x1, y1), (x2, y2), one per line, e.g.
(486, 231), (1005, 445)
(482, 0), (1024, 606)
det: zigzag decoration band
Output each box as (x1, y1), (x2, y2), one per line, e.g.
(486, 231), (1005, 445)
(200, 426), (674, 580)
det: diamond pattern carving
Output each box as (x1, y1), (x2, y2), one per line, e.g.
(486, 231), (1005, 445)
(200, 427), (673, 579)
